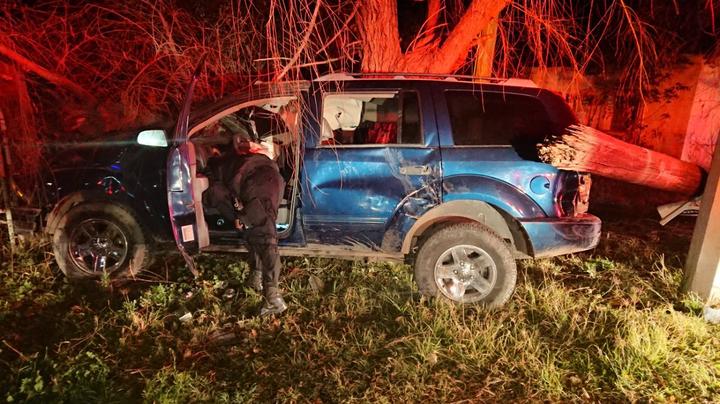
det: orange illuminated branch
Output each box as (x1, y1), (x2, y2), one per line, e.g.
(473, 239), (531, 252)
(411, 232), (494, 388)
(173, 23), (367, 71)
(357, 0), (508, 73)
(411, 0), (442, 50)
(0, 43), (96, 103)
(429, 0), (507, 73)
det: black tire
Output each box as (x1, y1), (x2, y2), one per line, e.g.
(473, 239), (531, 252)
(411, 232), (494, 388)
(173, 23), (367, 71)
(52, 202), (153, 282)
(414, 222), (517, 307)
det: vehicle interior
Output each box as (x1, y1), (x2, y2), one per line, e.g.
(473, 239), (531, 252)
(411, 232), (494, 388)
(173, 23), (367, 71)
(188, 97), (301, 242)
(320, 91), (422, 146)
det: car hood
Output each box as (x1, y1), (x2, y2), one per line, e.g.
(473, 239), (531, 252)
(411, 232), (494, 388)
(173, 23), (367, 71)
(47, 126), (168, 169)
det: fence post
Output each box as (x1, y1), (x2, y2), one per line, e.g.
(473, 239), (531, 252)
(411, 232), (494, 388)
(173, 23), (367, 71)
(684, 137), (720, 303)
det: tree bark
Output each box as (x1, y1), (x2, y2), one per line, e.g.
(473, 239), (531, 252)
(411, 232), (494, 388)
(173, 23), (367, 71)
(538, 124), (704, 195)
(357, 0), (404, 72)
(357, 0), (508, 73)
(473, 19), (498, 77)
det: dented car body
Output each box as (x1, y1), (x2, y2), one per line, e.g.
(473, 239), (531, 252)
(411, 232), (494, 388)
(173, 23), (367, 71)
(42, 73), (601, 306)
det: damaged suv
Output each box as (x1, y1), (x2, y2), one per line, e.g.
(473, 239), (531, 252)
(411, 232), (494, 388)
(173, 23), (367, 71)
(41, 72), (600, 307)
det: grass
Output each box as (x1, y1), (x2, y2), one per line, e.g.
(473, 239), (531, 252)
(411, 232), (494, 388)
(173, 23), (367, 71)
(1, 216), (719, 402)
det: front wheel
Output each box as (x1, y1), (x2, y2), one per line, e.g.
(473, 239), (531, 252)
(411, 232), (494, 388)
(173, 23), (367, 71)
(52, 202), (153, 282)
(414, 222), (517, 307)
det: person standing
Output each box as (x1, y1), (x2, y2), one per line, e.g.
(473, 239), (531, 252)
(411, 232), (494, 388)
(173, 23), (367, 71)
(208, 129), (287, 316)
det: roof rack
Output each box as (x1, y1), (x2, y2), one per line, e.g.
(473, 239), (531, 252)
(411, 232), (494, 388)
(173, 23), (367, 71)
(314, 72), (538, 88)
(252, 79), (310, 87)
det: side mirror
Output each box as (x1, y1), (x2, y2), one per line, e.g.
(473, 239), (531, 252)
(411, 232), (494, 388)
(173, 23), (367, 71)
(137, 129), (168, 147)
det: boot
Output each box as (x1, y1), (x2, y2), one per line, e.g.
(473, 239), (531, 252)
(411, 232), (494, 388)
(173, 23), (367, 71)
(260, 295), (287, 316)
(260, 287), (287, 316)
(244, 270), (263, 292)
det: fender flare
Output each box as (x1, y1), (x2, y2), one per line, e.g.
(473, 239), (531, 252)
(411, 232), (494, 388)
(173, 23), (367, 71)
(400, 200), (531, 256)
(46, 190), (133, 235)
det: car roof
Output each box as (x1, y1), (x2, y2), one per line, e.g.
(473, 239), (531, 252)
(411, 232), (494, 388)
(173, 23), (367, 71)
(193, 72), (540, 120)
(313, 72), (539, 89)
(189, 72), (562, 129)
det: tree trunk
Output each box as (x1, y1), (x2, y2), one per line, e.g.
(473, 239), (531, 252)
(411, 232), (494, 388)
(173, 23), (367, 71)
(357, 0), (508, 73)
(538, 124), (704, 195)
(0, 62), (40, 175)
(357, 0), (404, 72)
(473, 19), (498, 77)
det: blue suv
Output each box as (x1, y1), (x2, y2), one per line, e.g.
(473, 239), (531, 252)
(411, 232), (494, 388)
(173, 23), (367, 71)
(42, 72), (600, 307)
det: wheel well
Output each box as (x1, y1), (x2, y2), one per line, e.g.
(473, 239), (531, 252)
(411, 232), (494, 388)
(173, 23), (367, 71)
(495, 208), (532, 258)
(46, 191), (140, 236)
(402, 202), (533, 258)
(417, 217), (473, 243)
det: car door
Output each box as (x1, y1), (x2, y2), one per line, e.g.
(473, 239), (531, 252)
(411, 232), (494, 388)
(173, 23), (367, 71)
(300, 81), (442, 251)
(187, 94), (303, 246)
(167, 63), (210, 273)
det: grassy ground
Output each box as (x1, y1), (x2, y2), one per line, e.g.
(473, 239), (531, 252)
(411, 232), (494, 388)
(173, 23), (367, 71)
(1, 216), (719, 402)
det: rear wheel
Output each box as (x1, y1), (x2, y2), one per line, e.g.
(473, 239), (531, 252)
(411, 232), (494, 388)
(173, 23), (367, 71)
(52, 203), (153, 282)
(414, 222), (516, 307)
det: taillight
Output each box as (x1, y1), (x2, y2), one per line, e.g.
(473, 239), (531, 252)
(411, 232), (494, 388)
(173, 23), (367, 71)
(576, 174), (591, 214)
(556, 172), (591, 217)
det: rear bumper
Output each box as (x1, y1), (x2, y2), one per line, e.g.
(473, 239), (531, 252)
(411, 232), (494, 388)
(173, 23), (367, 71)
(519, 214), (601, 258)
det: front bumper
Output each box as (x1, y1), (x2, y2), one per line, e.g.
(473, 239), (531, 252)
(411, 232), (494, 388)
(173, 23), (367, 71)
(519, 214), (601, 258)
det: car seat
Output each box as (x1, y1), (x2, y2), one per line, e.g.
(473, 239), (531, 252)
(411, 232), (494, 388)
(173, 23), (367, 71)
(320, 118), (336, 145)
(366, 109), (398, 144)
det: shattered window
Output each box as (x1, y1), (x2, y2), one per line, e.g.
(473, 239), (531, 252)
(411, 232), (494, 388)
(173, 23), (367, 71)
(321, 91), (422, 146)
(445, 91), (553, 147)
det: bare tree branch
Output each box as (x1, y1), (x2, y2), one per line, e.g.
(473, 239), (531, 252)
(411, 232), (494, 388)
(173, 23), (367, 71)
(411, 0), (443, 50)
(0, 43), (96, 103)
(429, 0), (509, 73)
(274, 0), (323, 81)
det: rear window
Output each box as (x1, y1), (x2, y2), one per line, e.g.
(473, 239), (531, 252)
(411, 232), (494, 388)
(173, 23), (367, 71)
(445, 91), (554, 147)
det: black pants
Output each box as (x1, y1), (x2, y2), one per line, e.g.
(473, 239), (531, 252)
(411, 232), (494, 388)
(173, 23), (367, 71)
(236, 167), (284, 297)
(247, 240), (281, 297)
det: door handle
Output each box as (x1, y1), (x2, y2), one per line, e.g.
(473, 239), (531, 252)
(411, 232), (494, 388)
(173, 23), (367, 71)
(399, 165), (431, 176)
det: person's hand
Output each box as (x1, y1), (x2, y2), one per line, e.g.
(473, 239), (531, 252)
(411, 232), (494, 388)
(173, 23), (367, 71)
(234, 219), (245, 231)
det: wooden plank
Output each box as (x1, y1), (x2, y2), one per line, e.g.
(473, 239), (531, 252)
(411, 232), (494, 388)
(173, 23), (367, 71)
(538, 124), (704, 195)
(684, 137), (720, 303)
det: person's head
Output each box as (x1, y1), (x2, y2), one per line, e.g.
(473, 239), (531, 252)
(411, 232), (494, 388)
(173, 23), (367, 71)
(232, 133), (253, 155)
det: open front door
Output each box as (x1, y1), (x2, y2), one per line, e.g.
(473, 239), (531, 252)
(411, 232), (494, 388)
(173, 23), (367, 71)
(167, 58), (209, 274)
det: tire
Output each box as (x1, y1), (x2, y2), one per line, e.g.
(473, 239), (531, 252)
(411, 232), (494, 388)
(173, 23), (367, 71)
(414, 222), (517, 307)
(52, 202), (153, 282)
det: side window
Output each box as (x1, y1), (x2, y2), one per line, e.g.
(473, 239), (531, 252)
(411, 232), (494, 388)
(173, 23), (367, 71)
(321, 91), (422, 146)
(445, 91), (554, 147)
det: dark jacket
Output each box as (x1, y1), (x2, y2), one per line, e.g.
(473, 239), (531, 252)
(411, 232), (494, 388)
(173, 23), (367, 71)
(205, 152), (284, 229)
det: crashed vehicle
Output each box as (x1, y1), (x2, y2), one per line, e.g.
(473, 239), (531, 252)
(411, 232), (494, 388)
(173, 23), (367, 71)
(40, 72), (600, 307)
